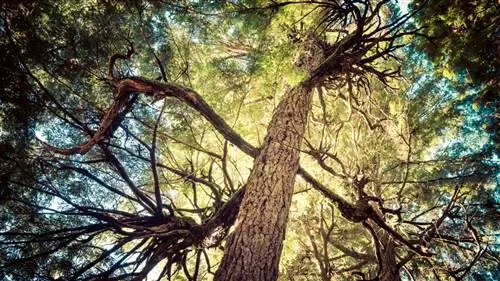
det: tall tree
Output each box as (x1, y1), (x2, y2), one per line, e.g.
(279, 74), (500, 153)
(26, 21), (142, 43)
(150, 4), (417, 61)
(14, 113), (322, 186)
(214, 1), (426, 279)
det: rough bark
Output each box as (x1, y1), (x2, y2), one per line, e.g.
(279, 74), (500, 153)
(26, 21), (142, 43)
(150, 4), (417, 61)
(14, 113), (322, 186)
(214, 82), (313, 281)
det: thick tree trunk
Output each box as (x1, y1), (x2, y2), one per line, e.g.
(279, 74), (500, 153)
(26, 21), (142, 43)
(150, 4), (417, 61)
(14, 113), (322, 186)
(214, 82), (313, 281)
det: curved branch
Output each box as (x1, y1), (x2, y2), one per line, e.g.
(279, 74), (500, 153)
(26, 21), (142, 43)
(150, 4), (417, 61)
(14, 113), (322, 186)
(107, 42), (135, 79)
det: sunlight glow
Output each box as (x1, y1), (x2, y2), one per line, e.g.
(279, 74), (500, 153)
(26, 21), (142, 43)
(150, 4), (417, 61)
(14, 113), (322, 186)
(397, 0), (410, 14)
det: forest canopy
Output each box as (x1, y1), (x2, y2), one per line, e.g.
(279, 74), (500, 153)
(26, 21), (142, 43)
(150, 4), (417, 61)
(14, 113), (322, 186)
(0, 0), (498, 280)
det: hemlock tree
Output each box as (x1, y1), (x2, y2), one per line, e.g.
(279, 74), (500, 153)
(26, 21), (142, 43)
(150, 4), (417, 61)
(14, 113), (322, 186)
(1, 1), (498, 281)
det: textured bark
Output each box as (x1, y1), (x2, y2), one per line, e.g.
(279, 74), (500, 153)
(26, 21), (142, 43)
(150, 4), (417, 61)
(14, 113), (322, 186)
(214, 82), (313, 281)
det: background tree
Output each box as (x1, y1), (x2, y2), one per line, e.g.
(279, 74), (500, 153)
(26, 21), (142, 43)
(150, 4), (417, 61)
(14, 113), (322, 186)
(1, 1), (498, 280)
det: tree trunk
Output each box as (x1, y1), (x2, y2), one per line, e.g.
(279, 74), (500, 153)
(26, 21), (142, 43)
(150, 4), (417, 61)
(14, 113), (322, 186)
(378, 234), (401, 281)
(368, 220), (401, 281)
(214, 82), (313, 281)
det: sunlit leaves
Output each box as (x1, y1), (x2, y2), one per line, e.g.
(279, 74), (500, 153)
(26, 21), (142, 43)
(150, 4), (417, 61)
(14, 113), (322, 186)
(1, 1), (498, 280)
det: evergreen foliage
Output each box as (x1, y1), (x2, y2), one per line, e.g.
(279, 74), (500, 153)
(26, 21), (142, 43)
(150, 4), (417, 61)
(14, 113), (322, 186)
(0, 1), (497, 280)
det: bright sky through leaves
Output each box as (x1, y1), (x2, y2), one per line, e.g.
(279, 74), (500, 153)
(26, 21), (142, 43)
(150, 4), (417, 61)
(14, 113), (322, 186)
(0, 1), (498, 280)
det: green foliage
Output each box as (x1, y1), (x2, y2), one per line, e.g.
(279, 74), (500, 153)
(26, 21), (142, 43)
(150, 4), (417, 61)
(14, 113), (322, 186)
(0, 1), (498, 280)
(410, 0), (499, 155)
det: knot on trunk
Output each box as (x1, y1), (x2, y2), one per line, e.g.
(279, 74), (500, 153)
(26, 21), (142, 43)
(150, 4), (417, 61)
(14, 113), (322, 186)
(294, 34), (328, 72)
(339, 197), (374, 222)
